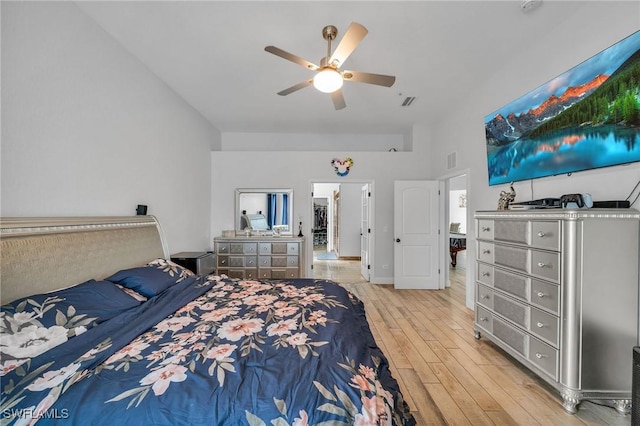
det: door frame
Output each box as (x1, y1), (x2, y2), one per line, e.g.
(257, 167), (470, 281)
(307, 179), (375, 280)
(438, 169), (473, 309)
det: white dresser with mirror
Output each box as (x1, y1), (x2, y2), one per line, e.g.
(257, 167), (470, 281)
(216, 187), (303, 279)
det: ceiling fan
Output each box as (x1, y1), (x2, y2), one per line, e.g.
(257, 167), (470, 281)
(265, 22), (396, 110)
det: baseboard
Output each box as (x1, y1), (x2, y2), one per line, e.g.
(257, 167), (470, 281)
(338, 256), (361, 260)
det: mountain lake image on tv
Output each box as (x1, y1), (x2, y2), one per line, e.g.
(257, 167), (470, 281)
(485, 30), (640, 186)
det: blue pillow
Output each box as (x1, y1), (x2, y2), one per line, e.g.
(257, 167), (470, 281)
(1, 280), (142, 359)
(105, 258), (194, 298)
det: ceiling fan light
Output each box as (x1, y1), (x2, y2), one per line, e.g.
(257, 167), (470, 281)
(313, 68), (343, 93)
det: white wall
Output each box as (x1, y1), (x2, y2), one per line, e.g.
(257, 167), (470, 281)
(222, 133), (406, 152)
(338, 183), (362, 257)
(1, 2), (221, 254)
(426, 1), (640, 307)
(211, 147), (432, 283)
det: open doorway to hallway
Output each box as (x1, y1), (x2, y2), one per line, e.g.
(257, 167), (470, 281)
(310, 181), (373, 282)
(442, 171), (473, 308)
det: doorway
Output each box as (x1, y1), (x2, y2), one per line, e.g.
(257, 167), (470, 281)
(441, 171), (472, 309)
(309, 181), (374, 282)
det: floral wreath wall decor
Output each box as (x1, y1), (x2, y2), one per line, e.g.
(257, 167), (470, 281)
(331, 157), (354, 177)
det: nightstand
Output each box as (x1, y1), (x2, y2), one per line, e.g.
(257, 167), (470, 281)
(170, 251), (215, 276)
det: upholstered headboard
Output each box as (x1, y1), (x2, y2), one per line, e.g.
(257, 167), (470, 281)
(0, 216), (169, 304)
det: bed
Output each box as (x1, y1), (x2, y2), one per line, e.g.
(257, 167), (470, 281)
(0, 216), (415, 425)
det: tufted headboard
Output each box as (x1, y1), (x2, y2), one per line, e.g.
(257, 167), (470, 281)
(0, 216), (169, 304)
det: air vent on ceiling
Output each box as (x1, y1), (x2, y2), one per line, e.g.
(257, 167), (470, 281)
(447, 152), (457, 170)
(401, 96), (417, 107)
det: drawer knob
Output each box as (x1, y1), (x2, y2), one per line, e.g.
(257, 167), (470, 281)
(536, 322), (545, 328)
(482, 249), (491, 254)
(481, 272), (490, 277)
(535, 352), (547, 359)
(479, 316), (488, 322)
(482, 227), (491, 232)
(537, 231), (546, 237)
(221, 260), (226, 264)
(537, 292), (546, 298)
(480, 295), (489, 300)
(537, 262), (547, 268)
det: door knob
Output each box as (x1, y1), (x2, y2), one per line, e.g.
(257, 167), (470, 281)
(395, 238), (401, 243)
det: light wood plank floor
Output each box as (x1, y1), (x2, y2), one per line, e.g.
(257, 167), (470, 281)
(312, 254), (631, 426)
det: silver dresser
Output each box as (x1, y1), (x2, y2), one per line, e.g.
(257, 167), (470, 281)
(213, 236), (304, 279)
(474, 209), (639, 414)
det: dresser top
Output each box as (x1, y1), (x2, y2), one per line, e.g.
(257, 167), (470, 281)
(475, 208), (640, 220)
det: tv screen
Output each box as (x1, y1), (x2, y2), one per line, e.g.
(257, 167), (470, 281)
(485, 30), (640, 186)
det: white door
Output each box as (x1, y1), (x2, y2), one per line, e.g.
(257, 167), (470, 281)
(360, 184), (371, 281)
(394, 180), (440, 289)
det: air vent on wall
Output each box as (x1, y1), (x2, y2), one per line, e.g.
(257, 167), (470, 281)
(401, 96), (416, 107)
(447, 152), (457, 169)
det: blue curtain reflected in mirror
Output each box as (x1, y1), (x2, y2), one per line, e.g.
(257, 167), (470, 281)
(267, 193), (277, 229)
(282, 194), (288, 225)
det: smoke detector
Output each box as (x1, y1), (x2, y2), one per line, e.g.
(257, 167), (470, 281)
(521, 0), (542, 12)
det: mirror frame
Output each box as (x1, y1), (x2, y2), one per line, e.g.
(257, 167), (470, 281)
(235, 188), (294, 235)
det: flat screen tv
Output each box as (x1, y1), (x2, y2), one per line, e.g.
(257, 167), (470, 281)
(485, 30), (640, 186)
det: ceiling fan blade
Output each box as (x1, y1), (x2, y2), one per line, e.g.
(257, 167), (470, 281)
(329, 22), (368, 67)
(343, 70), (396, 87)
(265, 46), (319, 71)
(331, 89), (346, 110)
(277, 79), (313, 96)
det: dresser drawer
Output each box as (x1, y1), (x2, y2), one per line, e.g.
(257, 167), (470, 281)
(494, 244), (528, 273)
(475, 306), (493, 334)
(216, 242), (230, 254)
(494, 220), (529, 245)
(244, 256), (257, 268)
(258, 269), (272, 279)
(489, 220), (560, 251)
(287, 256), (299, 267)
(477, 219), (494, 240)
(223, 267), (258, 280)
(477, 241), (495, 263)
(229, 256), (246, 268)
(529, 279), (560, 315)
(271, 256), (287, 268)
(492, 244), (560, 284)
(530, 250), (560, 283)
(493, 316), (527, 356)
(494, 292), (528, 329)
(528, 337), (558, 380)
(259, 256), (271, 267)
(217, 255), (229, 268)
(259, 243), (272, 254)
(530, 221), (560, 251)
(287, 243), (300, 255)
(476, 283), (494, 309)
(271, 242), (288, 254)
(494, 267), (529, 301)
(477, 263), (494, 286)
(529, 307), (559, 347)
(270, 267), (301, 279)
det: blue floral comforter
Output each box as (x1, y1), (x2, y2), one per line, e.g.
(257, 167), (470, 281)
(1, 275), (415, 425)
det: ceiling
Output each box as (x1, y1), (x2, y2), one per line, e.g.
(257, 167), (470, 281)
(75, 1), (588, 136)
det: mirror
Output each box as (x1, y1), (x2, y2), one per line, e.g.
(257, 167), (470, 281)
(235, 188), (293, 235)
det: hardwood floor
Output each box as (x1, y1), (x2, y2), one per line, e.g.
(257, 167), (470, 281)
(312, 254), (631, 426)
